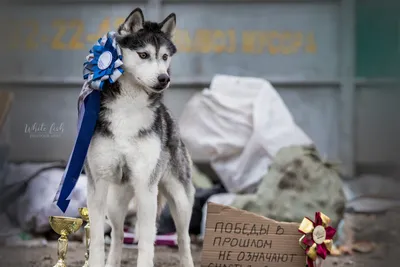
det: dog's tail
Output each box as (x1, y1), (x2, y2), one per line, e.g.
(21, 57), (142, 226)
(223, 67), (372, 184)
(157, 189), (167, 219)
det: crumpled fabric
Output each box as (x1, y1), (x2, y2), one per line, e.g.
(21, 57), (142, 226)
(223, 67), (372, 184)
(1, 163), (87, 234)
(179, 74), (312, 194)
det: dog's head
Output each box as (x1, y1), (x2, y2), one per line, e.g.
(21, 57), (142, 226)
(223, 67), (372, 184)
(116, 8), (177, 93)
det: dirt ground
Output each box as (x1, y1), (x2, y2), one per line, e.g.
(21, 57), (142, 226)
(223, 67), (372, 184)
(0, 211), (399, 267)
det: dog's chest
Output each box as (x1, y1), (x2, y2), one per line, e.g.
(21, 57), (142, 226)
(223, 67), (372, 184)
(105, 93), (154, 140)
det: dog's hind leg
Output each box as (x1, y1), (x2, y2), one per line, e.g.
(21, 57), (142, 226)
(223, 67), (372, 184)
(106, 183), (134, 267)
(160, 175), (195, 267)
(134, 191), (166, 244)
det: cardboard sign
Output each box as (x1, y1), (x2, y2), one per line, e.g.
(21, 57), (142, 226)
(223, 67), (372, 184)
(201, 202), (305, 267)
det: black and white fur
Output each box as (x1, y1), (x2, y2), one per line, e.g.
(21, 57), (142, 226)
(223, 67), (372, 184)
(85, 8), (195, 267)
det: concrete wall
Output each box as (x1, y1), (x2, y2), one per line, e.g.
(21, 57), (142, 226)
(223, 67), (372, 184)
(0, 0), (399, 177)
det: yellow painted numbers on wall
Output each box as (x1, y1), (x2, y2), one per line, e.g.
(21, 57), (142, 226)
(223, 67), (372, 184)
(174, 29), (237, 53)
(174, 29), (317, 54)
(3, 18), (317, 55)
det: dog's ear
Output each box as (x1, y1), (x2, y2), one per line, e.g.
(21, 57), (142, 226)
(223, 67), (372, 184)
(159, 13), (176, 38)
(119, 8), (144, 35)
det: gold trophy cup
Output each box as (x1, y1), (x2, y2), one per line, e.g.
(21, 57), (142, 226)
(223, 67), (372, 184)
(49, 216), (83, 267)
(79, 207), (90, 267)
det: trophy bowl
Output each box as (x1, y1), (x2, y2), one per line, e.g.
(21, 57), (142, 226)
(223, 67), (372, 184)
(49, 216), (83, 235)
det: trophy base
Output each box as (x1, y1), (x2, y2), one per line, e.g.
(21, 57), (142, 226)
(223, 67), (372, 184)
(82, 260), (89, 267)
(53, 259), (67, 267)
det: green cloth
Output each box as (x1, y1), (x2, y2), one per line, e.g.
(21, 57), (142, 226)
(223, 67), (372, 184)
(231, 145), (345, 228)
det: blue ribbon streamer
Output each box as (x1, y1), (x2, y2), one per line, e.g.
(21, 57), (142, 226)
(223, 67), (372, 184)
(54, 31), (123, 213)
(56, 90), (100, 212)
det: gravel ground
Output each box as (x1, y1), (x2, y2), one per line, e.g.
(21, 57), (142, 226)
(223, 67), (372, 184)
(0, 210), (399, 267)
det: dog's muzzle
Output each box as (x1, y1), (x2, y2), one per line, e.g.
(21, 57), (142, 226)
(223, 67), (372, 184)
(149, 74), (170, 93)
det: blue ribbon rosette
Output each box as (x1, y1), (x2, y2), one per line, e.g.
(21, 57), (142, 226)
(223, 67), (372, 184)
(54, 31), (124, 212)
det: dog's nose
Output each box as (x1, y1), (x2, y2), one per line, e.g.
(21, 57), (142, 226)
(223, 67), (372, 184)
(157, 74), (170, 86)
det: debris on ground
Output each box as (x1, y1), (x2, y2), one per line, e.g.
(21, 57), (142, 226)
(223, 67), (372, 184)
(350, 241), (376, 254)
(330, 244), (342, 256)
(337, 242), (376, 256)
(338, 245), (354, 255)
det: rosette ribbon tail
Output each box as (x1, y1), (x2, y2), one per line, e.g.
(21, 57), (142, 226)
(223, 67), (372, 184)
(54, 90), (101, 212)
(307, 256), (315, 267)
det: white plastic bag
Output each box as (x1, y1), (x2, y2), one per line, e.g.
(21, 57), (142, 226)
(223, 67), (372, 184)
(11, 168), (87, 233)
(179, 75), (312, 193)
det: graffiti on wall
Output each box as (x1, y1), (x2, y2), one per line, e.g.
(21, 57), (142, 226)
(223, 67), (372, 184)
(3, 18), (318, 55)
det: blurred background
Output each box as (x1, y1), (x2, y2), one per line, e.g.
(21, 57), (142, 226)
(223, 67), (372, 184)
(0, 0), (399, 176)
(0, 0), (399, 266)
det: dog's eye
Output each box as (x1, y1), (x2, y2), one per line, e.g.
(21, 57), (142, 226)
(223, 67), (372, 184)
(162, 54), (168, 61)
(137, 52), (149, 59)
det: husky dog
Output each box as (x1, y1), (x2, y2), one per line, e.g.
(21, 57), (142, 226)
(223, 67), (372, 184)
(85, 8), (195, 267)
